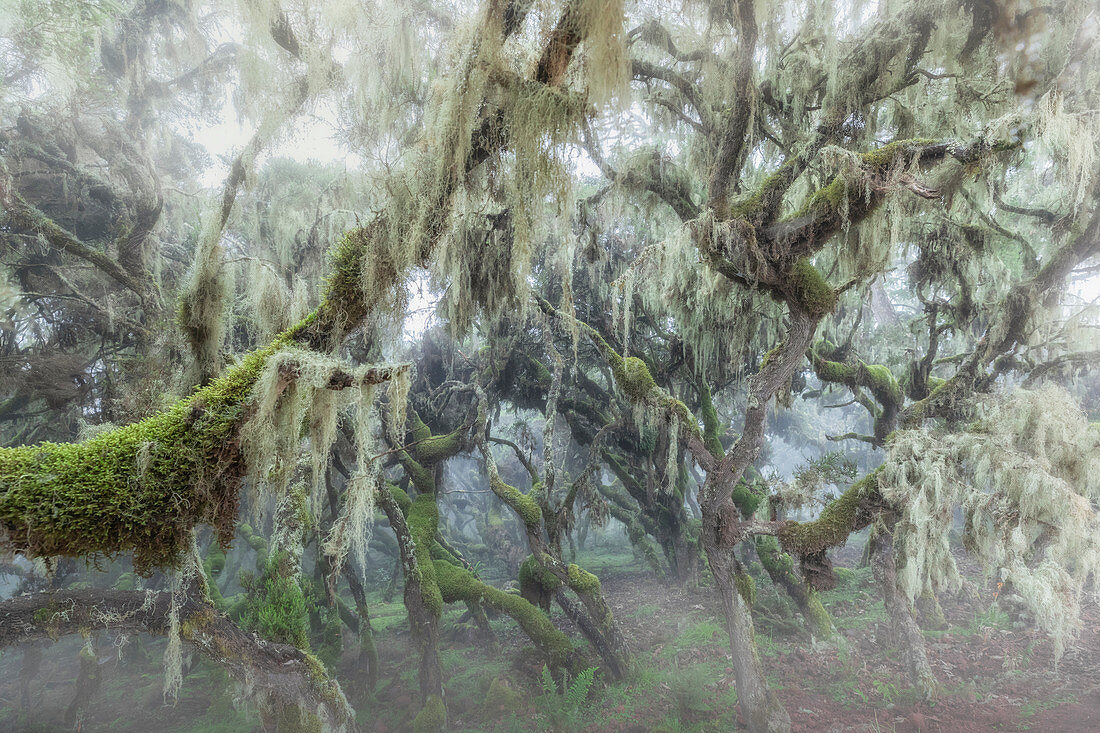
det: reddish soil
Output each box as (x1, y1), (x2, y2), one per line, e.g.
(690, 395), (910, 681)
(597, 552), (1100, 733)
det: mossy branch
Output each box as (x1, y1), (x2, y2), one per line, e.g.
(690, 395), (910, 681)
(0, 341), (406, 571)
(0, 589), (353, 730)
(535, 295), (702, 446)
(809, 342), (903, 444)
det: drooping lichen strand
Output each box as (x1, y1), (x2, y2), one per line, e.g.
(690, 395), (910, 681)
(881, 386), (1100, 660)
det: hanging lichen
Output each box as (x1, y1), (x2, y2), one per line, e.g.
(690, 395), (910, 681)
(880, 384), (1100, 660)
(164, 537), (204, 703)
(323, 387), (381, 587)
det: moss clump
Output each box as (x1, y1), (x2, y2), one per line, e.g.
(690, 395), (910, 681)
(616, 356), (657, 401)
(778, 468), (881, 555)
(206, 545), (226, 575)
(388, 484), (413, 515)
(815, 358), (855, 383)
(414, 429), (465, 465)
(489, 473), (542, 528)
(697, 383), (725, 459)
(789, 176), (849, 223)
(519, 554), (563, 592)
(484, 677), (521, 711)
(566, 563), (600, 594)
(731, 480), (765, 518)
(735, 571), (756, 607)
(788, 258), (837, 316)
(401, 455), (436, 495)
(408, 412), (433, 443)
(858, 138), (939, 167)
(434, 558), (574, 667)
(32, 603), (62, 628)
(411, 693), (446, 733)
(408, 494), (444, 617)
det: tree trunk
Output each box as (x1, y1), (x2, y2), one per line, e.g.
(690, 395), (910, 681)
(754, 535), (834, 638)
(702, 508), (791, 733)
(376, 489), (445, 731)
(869, 529), (937, 699)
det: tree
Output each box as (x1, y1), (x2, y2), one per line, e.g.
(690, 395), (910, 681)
(1, 1), (1099, 732)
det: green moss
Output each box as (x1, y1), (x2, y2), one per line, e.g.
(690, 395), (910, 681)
(525, 354), (553, 388)
(788, 258), (837, 316)
(789, 176), (848, 223)
(286, 226), (382, 348)
(615, 356), (657, 401)
(415, 429), (465, 465)
(730, 480), (765, 518)
(726, 158), (799, 221)
(434, 558), (573, 667)
(409, 490), (442, 616)
(778, 468), (881, 555)
(816, 358), (855, 383)
(409, 412), (433, 443)
(401, 455), (436, 495)
(862, 363), (903, 406)
(754, 535), (835, 638)
(179, 606), (218, 640)
(566, 563), (600, 594)
(411, 694), (446, 732)
(206, 545), (226, 575)
(32, 603), (61, 627)
(408, 494), (444, 618)
(271, 704), (324, 733)
(484, 677), (521, 711)
(803, 592), (834, 637)
(697, 382), (725, 459)
(239, 551), (310, 649)
(858, 138), (938, 167)
(315, 607), (343, 671)
(0, 339), (288, 572)
(735, 571), (756, 607)
(490, 474), (542, 528)
(388, 484), (412, 515)
(519, 554), (563, 591)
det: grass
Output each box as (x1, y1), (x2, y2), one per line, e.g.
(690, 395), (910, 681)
(1019, 694), (1078, 719)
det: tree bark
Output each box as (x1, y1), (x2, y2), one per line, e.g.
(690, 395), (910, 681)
(0, 589), (353, 730)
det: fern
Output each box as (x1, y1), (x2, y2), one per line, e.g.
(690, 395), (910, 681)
(563, 666), (596, 710)
(537, 665), (598, 730)
(540, 664), (556, 695)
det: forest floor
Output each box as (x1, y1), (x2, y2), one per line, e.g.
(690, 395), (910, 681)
(0, 535), (1098, 732)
